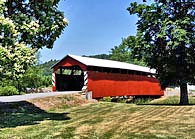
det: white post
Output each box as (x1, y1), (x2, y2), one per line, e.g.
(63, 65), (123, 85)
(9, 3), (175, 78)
(82, 71), (88, 92)
(52, 72), (56, 91)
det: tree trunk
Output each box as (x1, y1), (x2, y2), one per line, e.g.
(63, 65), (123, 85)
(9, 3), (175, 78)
(179, 83), (189, 105)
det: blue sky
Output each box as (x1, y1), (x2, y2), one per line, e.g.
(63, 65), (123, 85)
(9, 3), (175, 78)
(40, 0), (145, 62)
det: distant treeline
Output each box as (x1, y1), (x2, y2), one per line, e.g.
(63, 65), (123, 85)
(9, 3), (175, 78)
(37, 59), (59, 76)
(83, 54), (111, 60)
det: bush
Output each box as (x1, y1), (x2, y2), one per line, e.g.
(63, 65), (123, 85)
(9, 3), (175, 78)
(132, 98), (152, 104)
(115, 97), (126, 103)
(18, 67), (52, 92)
(0, 86), (19, 96)
(100, 97), (126, 103)
(100, 97), (111, 102)
(100, 96), (153, 104)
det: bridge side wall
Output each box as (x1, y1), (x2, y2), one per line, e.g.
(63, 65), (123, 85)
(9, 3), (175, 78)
(87, 71), (163, 98)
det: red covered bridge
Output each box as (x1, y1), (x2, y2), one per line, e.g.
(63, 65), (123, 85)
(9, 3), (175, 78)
(51, 54), (163, 99)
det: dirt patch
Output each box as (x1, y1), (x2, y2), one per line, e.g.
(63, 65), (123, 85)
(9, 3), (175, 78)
(28, 94), (89, 110)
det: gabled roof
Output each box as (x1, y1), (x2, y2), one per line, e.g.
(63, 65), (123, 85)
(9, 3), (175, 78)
(52, 54), (156, 74)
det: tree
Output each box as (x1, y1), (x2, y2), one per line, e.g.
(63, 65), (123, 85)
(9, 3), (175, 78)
(19, 66), (51, 92)
(0, 0), (67, 92)
(127, 0), (195, 104)
(110, 36), (146, 66)
(0, 1), (35, 81)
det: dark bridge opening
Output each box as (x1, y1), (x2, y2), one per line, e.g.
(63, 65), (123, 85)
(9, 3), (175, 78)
(56, 66), (84, 91)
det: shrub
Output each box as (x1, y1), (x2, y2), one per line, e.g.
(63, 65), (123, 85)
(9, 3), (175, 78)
(101, 97), (126, 103)
(0, 86), (19, 96)
(100, 97), (111, 102)
(100, 96), (152, 104)
(133, 98), (152, 104)
(116, 97), (126, 103)
(19, 67), (52, 92)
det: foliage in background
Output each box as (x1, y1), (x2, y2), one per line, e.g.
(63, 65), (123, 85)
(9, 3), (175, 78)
(110, 36), (146, 66)
(85, 36), (146, 67)
(18, 66), (52, 92)
(85, 54), (111, 60)
(0, 86), (19, 96)
(37, 59), (59, 76)
(127, 0), (195, 104)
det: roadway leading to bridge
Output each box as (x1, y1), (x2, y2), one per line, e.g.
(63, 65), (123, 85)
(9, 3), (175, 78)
(0, 91), (81, 102)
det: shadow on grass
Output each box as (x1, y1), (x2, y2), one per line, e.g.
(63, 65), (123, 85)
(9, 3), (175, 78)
(0, 101), (71, 128)
(136, 103), (195, 106)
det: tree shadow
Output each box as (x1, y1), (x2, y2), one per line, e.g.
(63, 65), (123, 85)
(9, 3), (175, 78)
(0, 101), (71, 128)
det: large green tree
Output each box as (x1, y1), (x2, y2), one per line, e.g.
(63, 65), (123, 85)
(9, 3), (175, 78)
(0, 0), (35, 81)
(0, 0), (67, 90)
(127, 0), (195, 104)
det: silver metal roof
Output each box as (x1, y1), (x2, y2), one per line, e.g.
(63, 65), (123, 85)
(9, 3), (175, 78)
(52, 54), (156, 74)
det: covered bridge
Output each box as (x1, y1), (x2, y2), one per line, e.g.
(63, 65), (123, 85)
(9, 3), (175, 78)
(51, 54), (163, 99)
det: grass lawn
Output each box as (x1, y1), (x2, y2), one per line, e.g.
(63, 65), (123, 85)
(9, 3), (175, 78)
(0, 95), (195, 139)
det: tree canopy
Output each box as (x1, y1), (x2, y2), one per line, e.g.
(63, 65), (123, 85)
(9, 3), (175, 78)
(0, 0), (67, 90)
(0, 1), (35, 80)
(127, 0), (195, 104)
(4, 0), (68, 49)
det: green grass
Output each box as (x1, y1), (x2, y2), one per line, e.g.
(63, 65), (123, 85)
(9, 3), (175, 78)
(149, 96), (195, 105)
(1, 96), (195, 139)
(101, 96), (195, 105)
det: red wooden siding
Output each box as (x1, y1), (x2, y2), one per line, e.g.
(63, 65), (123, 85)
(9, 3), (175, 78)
(53, 56), (86, 72)
(87, 71), (163, 98)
